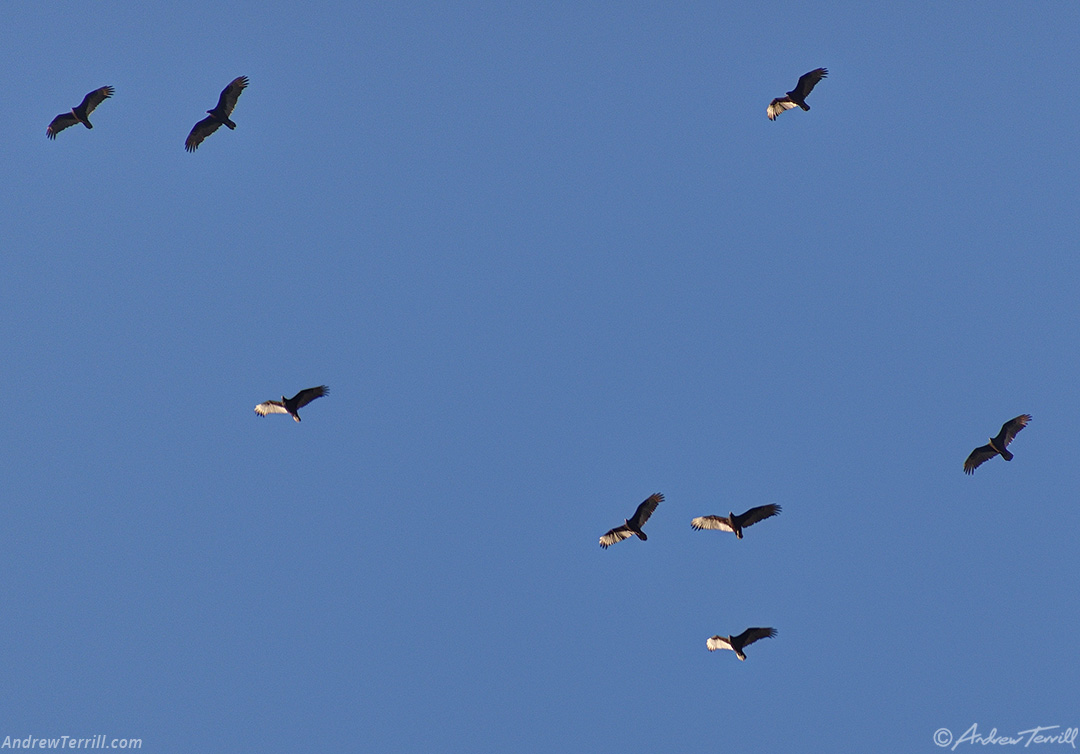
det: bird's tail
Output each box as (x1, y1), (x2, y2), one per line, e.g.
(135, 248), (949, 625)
(636, 532), (647, 541)
(83, 119), (93, 129)
(223, 118), (237, 130)
(292, 415), (302, 423)
(736, 651), (746, 661)
(1000, 448), (1013, 461)
(800, 103), (810, 111)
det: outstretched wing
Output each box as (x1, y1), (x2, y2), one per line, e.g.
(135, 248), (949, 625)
(733, 626), (777, 647)
(706, 635), (733, 652)
(792, 68), (827, 99)
(599, 525), (633, 548)
(79, 85), (114, 116)
(254, 400), (288, 417)
(628, 492), (663, 528)
(185, 116), (222, 152)
(740, 504), (782, 528)
(46, 113), (80, 139)
(995, 414), (1031, 449)
(691, 515), (734, 533)
(767, 97), (797, 120)
(213, 76), (249, 118)
(964, 443), (998, 474)
(291, 385), (329, 409)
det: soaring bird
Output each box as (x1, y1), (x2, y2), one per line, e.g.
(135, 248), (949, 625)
(46, 86), (114, 139)
(691, 504), (781, 539)
(599, 493), (663, 548)
(254, 385), (328, 422)
(964, 414), (1031, 474)
(185, 76), (249, 152)
(767, 68), (827, 120)
(707, 627), (777, 661)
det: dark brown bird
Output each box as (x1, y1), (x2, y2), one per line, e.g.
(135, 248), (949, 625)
(964, 414), (1031, 474)
(767, 68), (827, 120)
(254, 385), (328, 422)
(47, 86), (114, 139)
(599, 493), (662, 548)
(707, 627), (777, 661)
(185, 76), (248, 152)
(691, 504), (781, 539)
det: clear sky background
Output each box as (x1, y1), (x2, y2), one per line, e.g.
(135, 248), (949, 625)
(2, 2), (1078, 752)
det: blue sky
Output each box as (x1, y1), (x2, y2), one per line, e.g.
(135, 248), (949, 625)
(2, 2), (1078, 752)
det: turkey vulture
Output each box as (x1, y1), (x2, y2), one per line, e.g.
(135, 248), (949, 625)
(767, 68), (827, 120)
(46, 86), (114, 139)
(599, 493), (663, 548)
(707, 627), (777, 661)
(254, 385), (328, 422)
(691, 504), (781, 539)
(185, 76), (249, 152)
(964, 414), (1031, 474)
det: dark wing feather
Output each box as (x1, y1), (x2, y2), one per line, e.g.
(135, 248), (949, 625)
(78, 86), (114, 116)
(739, 504), (782, 528)
(996, 414), (1031, 448)
(792, 68), (827, 99)
(185, 116), (222, 152)
(733, 627), (777, 647)
(46, 113), (80, 139)
(691, 515), (734, 532)
(628, 492), (663, 528)
(964, 444), (998, 474)
(599, 525), (633, 548)
(291, 385), (329, 409)
(213, 76), (249, 117)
